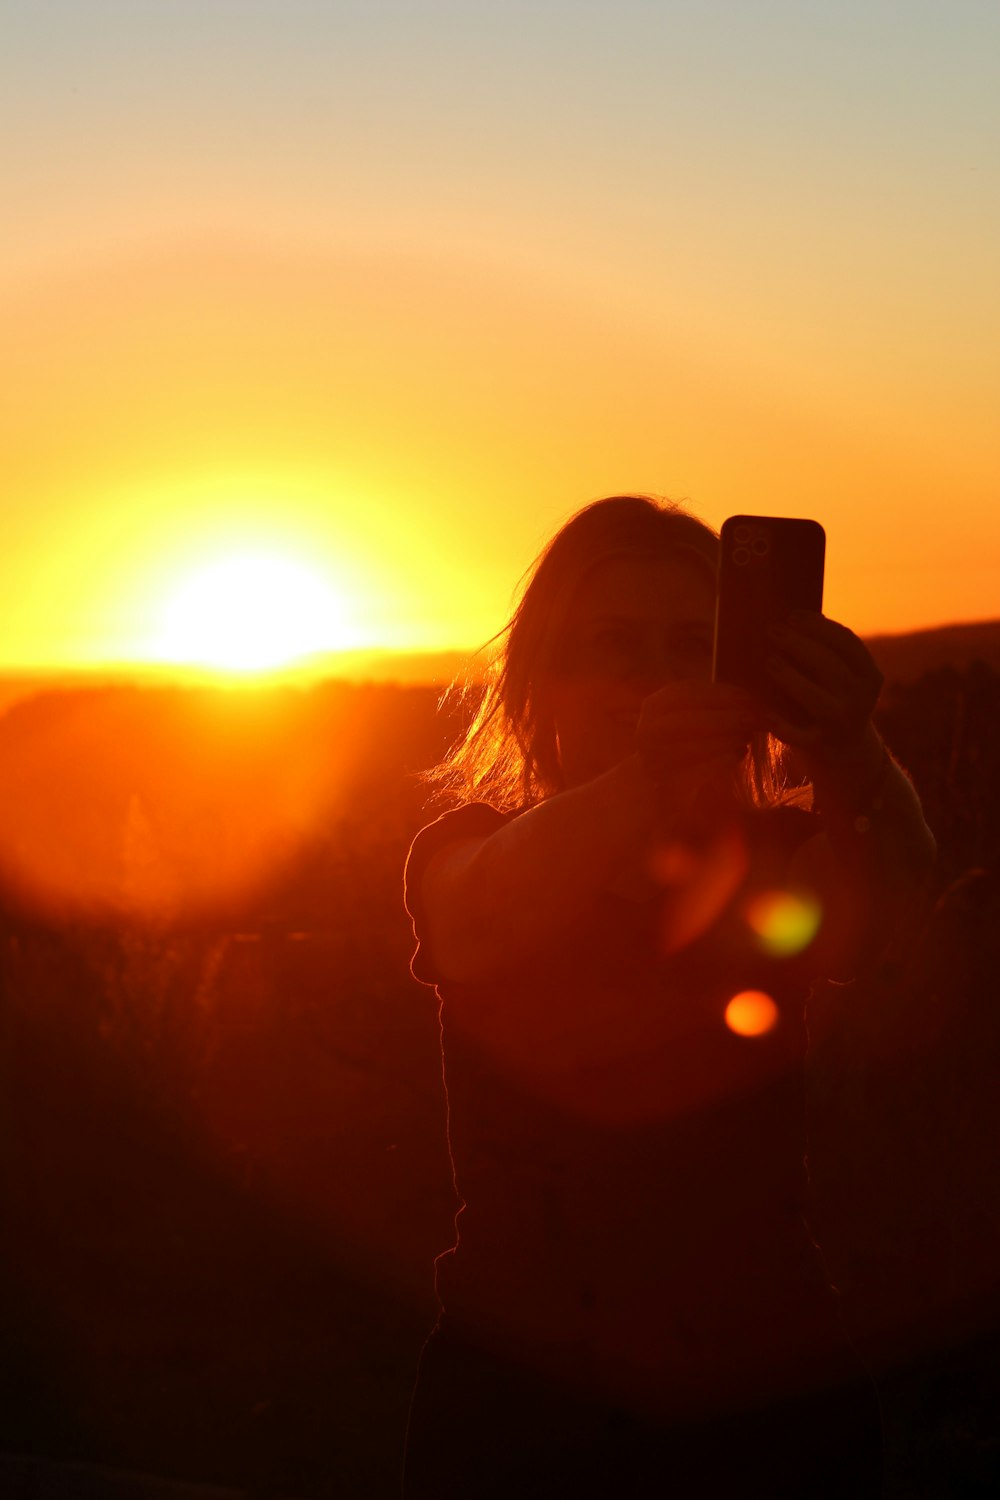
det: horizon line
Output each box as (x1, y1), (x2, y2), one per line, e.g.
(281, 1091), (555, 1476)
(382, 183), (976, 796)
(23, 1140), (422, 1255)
(0, 615), (997, 685)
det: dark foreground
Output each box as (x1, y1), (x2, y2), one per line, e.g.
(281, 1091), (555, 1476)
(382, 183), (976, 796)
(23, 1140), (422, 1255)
(0, 667), (997, 1497)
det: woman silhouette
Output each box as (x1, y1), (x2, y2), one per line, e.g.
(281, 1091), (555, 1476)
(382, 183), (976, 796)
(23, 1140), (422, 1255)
(404, 496), (935, 1497)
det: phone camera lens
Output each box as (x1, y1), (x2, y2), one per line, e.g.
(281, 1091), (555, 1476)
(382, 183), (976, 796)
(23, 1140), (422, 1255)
(734, 525), (751, 543)
(733, 546), (751, 566)
(752, 536), (769, 556)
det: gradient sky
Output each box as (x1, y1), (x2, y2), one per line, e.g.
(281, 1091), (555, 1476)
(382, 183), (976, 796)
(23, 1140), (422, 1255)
(3, 0), (998, 670)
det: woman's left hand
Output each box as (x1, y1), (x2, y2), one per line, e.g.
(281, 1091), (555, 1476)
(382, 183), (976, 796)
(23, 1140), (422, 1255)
(763, 610), (884, 758)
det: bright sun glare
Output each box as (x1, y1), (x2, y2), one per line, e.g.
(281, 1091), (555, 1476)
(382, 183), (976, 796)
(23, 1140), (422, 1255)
(151, 552), (353, 672)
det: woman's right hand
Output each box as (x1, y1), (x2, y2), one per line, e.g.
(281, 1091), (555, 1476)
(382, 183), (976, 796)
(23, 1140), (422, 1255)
(634, 680), (757, 804)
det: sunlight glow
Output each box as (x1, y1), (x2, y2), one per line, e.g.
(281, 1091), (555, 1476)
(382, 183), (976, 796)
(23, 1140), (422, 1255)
(744, 889), (822, 957)
(149, 551), (356, 672)
(724, 991), (779, 1038)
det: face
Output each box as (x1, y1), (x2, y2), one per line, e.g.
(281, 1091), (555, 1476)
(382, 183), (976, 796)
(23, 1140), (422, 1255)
(546, 552), (716, 788)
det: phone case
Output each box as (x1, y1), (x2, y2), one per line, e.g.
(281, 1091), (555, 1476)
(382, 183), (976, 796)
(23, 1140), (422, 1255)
(713, 515), (825, 713)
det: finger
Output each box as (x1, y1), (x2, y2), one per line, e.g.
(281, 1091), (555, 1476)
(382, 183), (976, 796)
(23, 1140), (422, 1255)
(641, 711), (758, 747)
(642, 679), (757, 710)
(786, 611), (883, 678)
(640, 717), (757, 744)
(767, 633), (881, 729)
(639, 705), (755, 731)
(767, 622), (859, 693)
(764, 654), (845, 724)
(766, 710), (823, 750)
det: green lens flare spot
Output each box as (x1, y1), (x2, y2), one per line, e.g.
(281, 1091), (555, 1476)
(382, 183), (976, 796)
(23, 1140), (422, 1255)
(744, 889), (822, 956)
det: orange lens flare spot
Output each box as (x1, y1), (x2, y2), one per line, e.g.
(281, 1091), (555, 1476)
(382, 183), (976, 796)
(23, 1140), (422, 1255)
(724, 990), (779, 1037)
(744, 888), (822, 956)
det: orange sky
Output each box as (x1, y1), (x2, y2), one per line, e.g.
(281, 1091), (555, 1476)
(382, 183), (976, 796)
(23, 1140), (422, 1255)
(3, 2), (998, 673)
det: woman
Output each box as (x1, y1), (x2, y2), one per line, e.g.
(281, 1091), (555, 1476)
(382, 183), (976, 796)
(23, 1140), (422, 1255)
(403, 496), (935, 1497)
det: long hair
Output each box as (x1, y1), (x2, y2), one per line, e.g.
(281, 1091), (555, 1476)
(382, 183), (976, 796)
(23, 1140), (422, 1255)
(427, 495), (796, 812)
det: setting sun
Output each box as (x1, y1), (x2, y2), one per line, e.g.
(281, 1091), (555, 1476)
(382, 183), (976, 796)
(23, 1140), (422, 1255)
(149, 551), (355, 673)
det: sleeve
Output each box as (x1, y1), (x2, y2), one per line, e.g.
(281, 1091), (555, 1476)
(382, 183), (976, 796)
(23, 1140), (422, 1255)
(404, 802), (510, 986)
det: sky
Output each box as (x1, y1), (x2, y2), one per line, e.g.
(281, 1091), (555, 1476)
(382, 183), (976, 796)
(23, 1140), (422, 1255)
(2, 0), (998, 672)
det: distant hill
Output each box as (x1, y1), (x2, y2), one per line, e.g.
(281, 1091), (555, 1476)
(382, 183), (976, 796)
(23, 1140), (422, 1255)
(864, 619), (1000, 685)
(0, 621), (995, 718)
(288, 631), (1000, 690)
(294, 647), (478, 686)
(0, 650), (477, 719)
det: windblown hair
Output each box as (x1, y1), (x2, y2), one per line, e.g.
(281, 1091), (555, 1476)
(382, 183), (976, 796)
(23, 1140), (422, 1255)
(427, 495), (797, 812)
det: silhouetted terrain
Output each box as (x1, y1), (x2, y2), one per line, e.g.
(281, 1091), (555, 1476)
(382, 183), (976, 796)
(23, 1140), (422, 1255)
(0, 641), (997, 1496)
(866, 618), (1000, 684)
(0, 611), (995, 716)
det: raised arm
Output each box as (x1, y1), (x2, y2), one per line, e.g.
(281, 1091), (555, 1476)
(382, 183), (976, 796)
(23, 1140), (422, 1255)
(420, 681), (753, 983)
(767, 612), (936, 970)
(419, 758), (651, 983)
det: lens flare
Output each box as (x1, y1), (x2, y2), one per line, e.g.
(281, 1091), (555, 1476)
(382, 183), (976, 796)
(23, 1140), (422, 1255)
(724, 990), (779, 1037)
(651, 826), (750, 957)
(744, 889), (821, 957)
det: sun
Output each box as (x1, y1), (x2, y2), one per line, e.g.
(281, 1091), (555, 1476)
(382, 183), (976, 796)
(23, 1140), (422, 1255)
(149, 550), (355, 672)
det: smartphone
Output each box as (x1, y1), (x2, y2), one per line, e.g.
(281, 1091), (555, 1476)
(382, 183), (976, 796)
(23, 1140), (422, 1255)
(713, 514), (825, 715)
